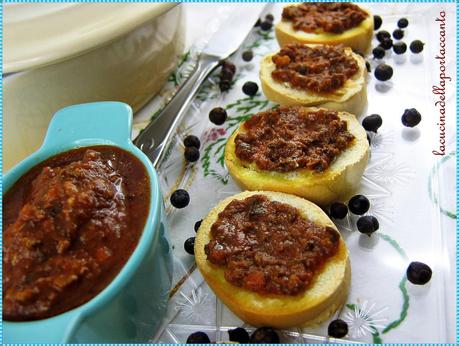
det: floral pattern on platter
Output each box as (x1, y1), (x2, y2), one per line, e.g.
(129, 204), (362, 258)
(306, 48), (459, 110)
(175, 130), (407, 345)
(344, 301), (389, 341)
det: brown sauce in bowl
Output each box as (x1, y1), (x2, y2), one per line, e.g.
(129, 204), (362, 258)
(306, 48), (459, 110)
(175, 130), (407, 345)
(3, 146), (150, 321)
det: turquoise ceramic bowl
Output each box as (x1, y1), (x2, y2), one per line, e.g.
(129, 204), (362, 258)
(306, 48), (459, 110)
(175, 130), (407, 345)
(3, 102), (173, 343)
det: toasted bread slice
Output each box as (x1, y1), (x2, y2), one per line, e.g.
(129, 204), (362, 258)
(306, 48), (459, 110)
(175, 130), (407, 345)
(260, 46), (367, 115)
(275, 5), (373, 54)
(224, 107), (369, 206)
(195, 190), (350, 328)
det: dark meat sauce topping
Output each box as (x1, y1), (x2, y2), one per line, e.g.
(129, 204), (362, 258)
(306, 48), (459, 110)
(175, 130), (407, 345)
(3, 147), (149, 321)
(205, 195), (340, 295)
(282, 2), (368, 34)
(271, 44), (359, 93)
(235, 107), (355, 173)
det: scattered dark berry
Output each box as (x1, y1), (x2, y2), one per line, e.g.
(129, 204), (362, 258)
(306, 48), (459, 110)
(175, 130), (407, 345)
(186, 331), (210, 344)
(194, 219), (202, 232)
(250, 327), (280, 344)
(184, 237), (195, 255)
(242, 50), (254, 62)
(376, 30), (390, 42)
(372, 46), (385, 59)
(406, 261), (432, 285)
(254, 18), (261, 27)
(401, 108), (422, 127)
(348, 195), (370, 215)
(220, 68), (234, 82)
(219, 80), (231, 92)
(373, 15), (382, 30)
(367, 133), (371, 145)
(410, 40), (424, 53)
(393, 41), (407, 55)
(379, 38), (393, 50)
(374, 64), (393, 81)
(330, 202), (348, 219)
(260, 20), (273, 31)
(228, 327), (250, 343)
(357, 215), (379, 235)
(170, 189), (190, 209)
(365, 61), (371, 72)
(220, 60), (236, 75)
(209, 107), (227, 125)
(184, 146), (200, 162)
(242, 81), (259, 96)
(362, 114), (383, 133)
(328, 319), (348, 338)
(393, 28), (404, 40)
(184, 135), (200, 149)
(398, 17), (409, 28)
(265, 14), (274, 22)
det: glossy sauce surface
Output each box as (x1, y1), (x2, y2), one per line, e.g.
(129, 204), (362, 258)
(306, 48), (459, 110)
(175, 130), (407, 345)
(3, 146), (150, 321)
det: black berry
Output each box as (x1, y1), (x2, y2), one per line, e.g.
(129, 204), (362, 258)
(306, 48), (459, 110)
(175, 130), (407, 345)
(367, 134), (371, 145)
(374, 64), (393, 81)
(254, 18), (261, 27)
(242, 81), (259, 96)
(220, 68), (234, 82)
(219, 80), (231, 92)
(376, 30), (390, 42)
(406, 261), (432, 285)
(328, 319), (348, 338)
(220, 60), (236, 75)
(393, 28), (404, 40)
(410, 40), (424, 53)
(379, 38), (393, 50)
(184, 135), (200, 149)
(242, 50), (254, 62)
(184, 237), (195, 255)
(184, 146), (200, 162)
(194, 219), (202, 232)
(398, 17), (409, 28)
(393, 41), (407, 55)
(348, 195), (370, 215)
(265, 14), (274, 22)
(373, 15), (382, 30)
(330, 202), (348, 219)
(250, 327), (280, 344)
(260, 20), (273, 31)
(372, 46), (385, 59)
(357, 215), (379, 235)
(228, 327), (250, 343)
(365, 61), (371, 73)
(170, 189), (190, 209)
(362, 114), (383, 133)
(401, 108), (422, 127)
(186, 331), (210, 344)
(209, 107), (227, 125)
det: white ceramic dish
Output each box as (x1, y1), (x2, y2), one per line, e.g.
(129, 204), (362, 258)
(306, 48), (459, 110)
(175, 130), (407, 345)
(3, 3), (185, 171)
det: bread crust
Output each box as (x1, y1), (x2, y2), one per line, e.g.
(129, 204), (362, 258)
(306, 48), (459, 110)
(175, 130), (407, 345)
(195, 190), (350, 328)
(224, 107), (370, 206)
(260, 46), (367, 115)
(275, 7), (373, 54)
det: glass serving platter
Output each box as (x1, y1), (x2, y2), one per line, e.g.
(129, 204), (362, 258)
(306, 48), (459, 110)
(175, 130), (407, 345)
(132, 3), (456, 343)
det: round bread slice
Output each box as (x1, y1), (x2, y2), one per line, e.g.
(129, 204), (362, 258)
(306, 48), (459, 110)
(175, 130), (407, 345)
(275, 5), (373, 54)
(260, 46), (367, 115)
(225, 107), (369, 206)
(195, 190), (350, 328)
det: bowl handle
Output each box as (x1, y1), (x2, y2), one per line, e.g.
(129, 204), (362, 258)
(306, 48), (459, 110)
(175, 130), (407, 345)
(42, 102), (133, 149)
